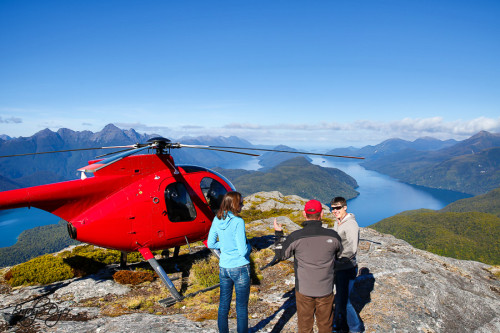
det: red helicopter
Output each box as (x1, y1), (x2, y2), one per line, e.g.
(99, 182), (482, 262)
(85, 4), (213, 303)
(0, 137), (363, 305)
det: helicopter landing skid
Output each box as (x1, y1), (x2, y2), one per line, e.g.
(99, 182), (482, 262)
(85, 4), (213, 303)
(147, 257), (183, 302)
(139, 248), (184, 305)
(158, 296), (179, 307)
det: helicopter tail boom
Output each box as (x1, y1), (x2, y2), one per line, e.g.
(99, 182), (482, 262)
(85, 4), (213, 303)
(0, 176), (127, 221)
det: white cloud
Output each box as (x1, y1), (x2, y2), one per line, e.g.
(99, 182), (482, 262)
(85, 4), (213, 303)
(182, 125), (205, 129)
(211, 116), (500, 147)
(3, 116), (498, 149)
(381, 117), (500, 138)
(0, 116), (22, 124)
(114, 122), (172, 134)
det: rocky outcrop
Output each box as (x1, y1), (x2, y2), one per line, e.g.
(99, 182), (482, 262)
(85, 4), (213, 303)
(244, 191), (309, 212)
(353, 228), (499, 333)
(243, 191), (330, 214)
(1, 192), (499, 333)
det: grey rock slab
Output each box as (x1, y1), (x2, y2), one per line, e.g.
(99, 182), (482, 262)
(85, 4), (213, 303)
(53, 277), (130, 303)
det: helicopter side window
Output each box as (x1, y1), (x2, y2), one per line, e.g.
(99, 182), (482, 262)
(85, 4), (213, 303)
(200, 178), (228, 214)
(164, 182), (197, 222)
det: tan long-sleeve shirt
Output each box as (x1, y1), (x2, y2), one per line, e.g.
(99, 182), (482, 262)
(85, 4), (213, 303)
(333, 213), (359, 270)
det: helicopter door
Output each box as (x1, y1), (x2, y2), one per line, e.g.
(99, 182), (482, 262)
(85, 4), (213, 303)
(164, 182), (197, 222)
(161, 181), (201, 242)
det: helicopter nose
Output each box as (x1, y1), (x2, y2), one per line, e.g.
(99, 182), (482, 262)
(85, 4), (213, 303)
(67, 222), (77, 240)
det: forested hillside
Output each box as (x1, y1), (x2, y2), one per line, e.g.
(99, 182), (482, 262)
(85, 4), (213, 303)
(0, 175), (22, 191)
(0, 221), (80, 267)
(371, 187), (500, 265)
(440, 187), (500, 217)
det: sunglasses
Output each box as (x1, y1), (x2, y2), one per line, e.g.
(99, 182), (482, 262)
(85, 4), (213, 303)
(330, 206), (344, 211)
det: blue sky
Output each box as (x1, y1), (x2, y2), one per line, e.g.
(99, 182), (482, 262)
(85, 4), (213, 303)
(1, 0), (499, 148)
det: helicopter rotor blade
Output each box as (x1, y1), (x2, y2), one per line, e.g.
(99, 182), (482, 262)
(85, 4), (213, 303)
(0, 145), (137, 158)
(201, 145), (365, 160)
(78, 146), (151, 173)
(179, 144), (260, 157)
(0, 133), (363, 167)
(94, 147), (137, 159)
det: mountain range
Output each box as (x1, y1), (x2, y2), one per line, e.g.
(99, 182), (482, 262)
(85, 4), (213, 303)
(359, 131), (500, 195)
(1, 125), (498, 196)
(0, 125), (358, 202)
(327, 136), (457, 160)
(0, 124), (153, 188)
(0, 124), (257, 189)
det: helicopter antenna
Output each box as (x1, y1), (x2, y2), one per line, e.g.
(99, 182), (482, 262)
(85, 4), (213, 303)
(165, 157), (179, 175)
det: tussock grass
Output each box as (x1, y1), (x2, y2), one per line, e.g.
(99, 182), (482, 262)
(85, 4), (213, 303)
(126, 297), (143, 309)
(242, 207), (335, 228)
(101, 303), (131, 317)
(189, 255), (219, 288)
(490, 265), (500, 279)
(249, 285), (260, 304)
(241, 208), (297, 223)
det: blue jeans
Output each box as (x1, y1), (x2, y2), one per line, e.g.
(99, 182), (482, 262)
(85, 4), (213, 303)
(334, 266), (364, 332)
(218, 264), (250, 333)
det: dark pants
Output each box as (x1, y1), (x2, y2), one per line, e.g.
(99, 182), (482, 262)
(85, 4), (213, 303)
(334, 266), (364, 332)
(296, 290), (334, 333)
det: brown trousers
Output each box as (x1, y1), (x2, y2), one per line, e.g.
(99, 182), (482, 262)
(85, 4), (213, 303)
(296, 290), (334, 333)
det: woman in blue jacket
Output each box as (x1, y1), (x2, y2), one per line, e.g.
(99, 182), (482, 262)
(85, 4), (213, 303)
(207, 191), (251, 333)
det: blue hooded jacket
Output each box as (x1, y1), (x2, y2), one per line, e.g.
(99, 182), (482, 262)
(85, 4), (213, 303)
(207, 211), (251, 268)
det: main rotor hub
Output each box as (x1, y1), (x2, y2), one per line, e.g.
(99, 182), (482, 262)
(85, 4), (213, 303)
(147, 137), (172, 154)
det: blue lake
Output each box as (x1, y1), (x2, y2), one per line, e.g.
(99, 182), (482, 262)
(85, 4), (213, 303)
(0, 208), (61, 247)
(0, 158), (471, 248)
(309, 157), (471, 227)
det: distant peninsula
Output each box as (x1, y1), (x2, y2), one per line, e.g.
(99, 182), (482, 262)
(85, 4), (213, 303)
(214, 156), (359, 203)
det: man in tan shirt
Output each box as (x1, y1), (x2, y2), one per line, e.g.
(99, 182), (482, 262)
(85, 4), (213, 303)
(331, 196), (364, 333)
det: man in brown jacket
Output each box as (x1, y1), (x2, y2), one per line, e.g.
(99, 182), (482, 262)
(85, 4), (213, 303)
(273, 199), (343, 333)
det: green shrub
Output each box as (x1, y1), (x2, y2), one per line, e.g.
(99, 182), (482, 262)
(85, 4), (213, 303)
(249, 253), (262, 285)
(190, 256), (219, 288)
(62, 245), (144, 265)
(4, 245), (148, 287)
(126, 251), (144, 263)
(5, 255), (74, 287)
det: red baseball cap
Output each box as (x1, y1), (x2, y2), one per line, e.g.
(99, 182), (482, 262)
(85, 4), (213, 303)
(304, 199), (322, 214)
